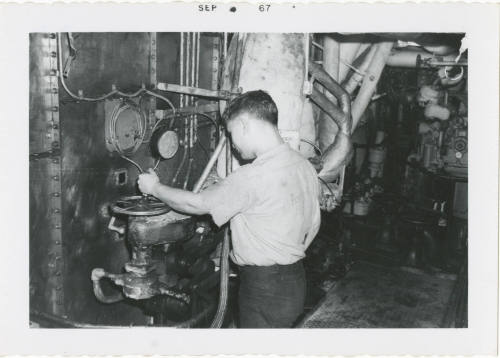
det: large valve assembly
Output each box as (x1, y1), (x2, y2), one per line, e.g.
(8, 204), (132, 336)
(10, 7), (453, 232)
(92, 193), (223, 325)
(92, 195), (193, 303)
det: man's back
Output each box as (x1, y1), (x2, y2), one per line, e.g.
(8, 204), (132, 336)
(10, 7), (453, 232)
(202, 143), (321, 266)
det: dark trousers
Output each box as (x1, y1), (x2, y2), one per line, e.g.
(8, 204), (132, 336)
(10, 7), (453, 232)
(238, 260), (306, 328)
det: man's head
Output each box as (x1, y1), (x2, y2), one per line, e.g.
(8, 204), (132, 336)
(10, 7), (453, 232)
(223, 90), (280, 160)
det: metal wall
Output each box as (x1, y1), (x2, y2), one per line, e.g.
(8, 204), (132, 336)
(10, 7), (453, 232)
(30, 32), (220, 325)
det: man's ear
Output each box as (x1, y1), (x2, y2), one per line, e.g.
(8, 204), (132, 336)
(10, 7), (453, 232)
(239, 116), (249, 134)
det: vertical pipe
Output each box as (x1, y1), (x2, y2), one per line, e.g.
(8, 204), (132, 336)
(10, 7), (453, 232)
(179, 32), (184, 108)
(194, 32), (200, 143)
(184, 33), (196, 189)
(172, 33), (189, 185)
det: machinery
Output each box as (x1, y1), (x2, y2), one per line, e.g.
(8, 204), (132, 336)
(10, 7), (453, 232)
(29, 31), (468, 328)
(92, 196), (194, 303)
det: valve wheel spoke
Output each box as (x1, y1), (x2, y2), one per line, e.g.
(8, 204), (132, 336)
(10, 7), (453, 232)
(110, 195), (170, 216)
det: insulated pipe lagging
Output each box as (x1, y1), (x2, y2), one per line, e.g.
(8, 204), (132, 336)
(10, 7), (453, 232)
(308, 62), (352, 132)
(307, 62), (353, 183)
(351, 42), (394, 132)
(192, 135), (226, 194)
(310, 88), (346, 128)
(343, 44), (378, 95)
(386, 49), (459, 68)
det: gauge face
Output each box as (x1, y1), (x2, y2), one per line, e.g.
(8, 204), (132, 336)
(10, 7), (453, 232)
(115, 107), (143, 152)
(104, 99), (145, 154)
(157, 130), (179, 159)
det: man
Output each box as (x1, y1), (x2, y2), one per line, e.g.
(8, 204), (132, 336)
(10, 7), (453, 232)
(138, 90), (321, 328)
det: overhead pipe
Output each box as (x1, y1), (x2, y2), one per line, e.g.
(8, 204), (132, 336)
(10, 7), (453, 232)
(354, 42), (371, 59)
(351, 42), (394, 132)
(386, 49), (463, 68)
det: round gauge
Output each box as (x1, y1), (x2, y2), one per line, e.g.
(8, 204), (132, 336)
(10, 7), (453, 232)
(150, 126), (179, 159)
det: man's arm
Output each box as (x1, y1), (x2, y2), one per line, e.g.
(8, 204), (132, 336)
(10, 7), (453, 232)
(152, 184), (209, 215)
(138, 169), (209, 215)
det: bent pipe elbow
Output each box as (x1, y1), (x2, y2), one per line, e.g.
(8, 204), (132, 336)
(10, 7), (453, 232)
(310, 88), (352, 133)
(91, 268), (125, 304)
(308, 62), (352, 133)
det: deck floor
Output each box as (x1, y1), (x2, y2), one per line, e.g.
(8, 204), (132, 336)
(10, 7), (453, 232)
(299, 261), (456, 328)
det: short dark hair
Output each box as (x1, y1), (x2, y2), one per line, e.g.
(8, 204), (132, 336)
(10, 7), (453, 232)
(222, 90), (278, 126)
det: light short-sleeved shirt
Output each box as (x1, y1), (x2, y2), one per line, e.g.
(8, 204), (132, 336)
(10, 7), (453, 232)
(201, 143), (321, 266)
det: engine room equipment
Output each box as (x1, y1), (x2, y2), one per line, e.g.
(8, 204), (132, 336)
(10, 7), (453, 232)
(92, 195), (195, 303)
(104, 99), (147, 155)
(150, 126), (180, 159)
(92, 135), (228, 326)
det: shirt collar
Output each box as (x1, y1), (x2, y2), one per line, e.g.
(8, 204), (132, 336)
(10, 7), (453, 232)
(254, 142), (289, 163)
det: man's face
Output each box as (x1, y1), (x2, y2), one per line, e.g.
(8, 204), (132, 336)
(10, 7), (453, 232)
(226, 114), (256, 160)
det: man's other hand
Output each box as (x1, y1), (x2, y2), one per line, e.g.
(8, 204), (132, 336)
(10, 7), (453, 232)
(319, 180), (341, 212)
(138, 169), (160, 195)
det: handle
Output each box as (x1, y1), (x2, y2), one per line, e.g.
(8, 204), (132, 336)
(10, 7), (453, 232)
(91, 268), (125, 304)
(108, 216), (125, 235)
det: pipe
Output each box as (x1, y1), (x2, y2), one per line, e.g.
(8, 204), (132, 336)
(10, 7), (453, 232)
(183, 158), (194, 190)
(91, 268), (125, 304)
(423, 45), (456, 56)
(172, 33), (189, 185)
(183, 33), (197, 190)
(174, 302), (217, 328)
(309, 62), (351, 132)
(338, 42), (364, 82)
(210, 227), (230, 328)
(354, 42), (371, 59)
(210, 136), (232, 328)
(322, 36), (340, 84)
(343, 44), (378, 95)
(386, 49), (460, 68)
(351, 42), (394, 132)
(307, 62), (353, 182)
(192, 134), (226, 193)
(310, 88), (346, 128)
(316, 36), (341, 152)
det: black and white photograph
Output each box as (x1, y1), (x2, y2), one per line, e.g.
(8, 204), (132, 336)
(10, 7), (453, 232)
(28, 31), (470, 329)
(0, 2), (499, 356)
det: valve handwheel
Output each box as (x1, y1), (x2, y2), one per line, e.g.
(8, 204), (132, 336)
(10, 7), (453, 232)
(110, 195), (171, 216)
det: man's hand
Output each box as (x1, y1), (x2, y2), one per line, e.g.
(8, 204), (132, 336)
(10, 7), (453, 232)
(319, 180), (342, 212)
(138, 169), (160, 195)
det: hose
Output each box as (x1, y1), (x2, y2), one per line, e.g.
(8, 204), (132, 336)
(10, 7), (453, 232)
(209, 134), (233, 328)
(210, 227), (231, 328)
(174, 302), (217, 328)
